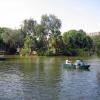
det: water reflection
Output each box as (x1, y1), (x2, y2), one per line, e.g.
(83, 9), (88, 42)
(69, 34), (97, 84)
(0, 56), (100, 100)
(0, 57), (62, 100)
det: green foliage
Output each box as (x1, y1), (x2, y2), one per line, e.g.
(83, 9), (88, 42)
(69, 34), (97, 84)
(36, 49), (45, 56)
(0, 15), (95, 56)
(62, 29), (93, 49)
(0, 28), (5, 50)
(41, 14), (61, 35)
(20, 48), (29, 56)
(92, 35), (100, 54)
(24, 35), (33, 48)
(62, 29), (93, 56)
(22, 19), (37, 36)
(20, 34), (33, 56)
(45, 48), (56, 56)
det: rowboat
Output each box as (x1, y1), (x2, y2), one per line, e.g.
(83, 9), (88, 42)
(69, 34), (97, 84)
(63, 60), (90, 69)
(63, 64), (90, 69)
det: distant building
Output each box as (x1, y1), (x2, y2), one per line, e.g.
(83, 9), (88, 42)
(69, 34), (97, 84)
(88, 32), (100, 36)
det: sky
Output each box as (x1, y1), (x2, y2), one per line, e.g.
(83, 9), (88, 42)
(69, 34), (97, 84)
(0, 0), (100, 33)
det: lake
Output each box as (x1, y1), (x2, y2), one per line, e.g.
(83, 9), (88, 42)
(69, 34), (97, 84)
(0, 55), (100, 100)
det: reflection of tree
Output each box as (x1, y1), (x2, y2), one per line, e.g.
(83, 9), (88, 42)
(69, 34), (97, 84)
(96, 70), (100, 86)
(0, 57), (62, 99)
(18, 56), (61, 99)
(19, 56), (37, 74)
(46, 58), (61, 85)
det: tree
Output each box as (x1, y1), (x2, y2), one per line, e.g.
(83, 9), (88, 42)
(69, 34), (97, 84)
(35, 24), (47, 49)
(40, 14), (62, 55)
(92, 35), (100, 54)
(1, 28), (24, 54)
(47, 34), (64, 55)
(0, 28), (5, 50)
(62, 29), (93, 56)
(21, 18), (37, 36)
(63, 29), (92, 49)
(41, 14), (61, 36)
(63, 30), (78, 48)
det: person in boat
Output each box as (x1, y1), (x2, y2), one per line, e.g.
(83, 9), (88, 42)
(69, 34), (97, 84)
(66, 59), (72, 65)
(74, 60), (84, 66)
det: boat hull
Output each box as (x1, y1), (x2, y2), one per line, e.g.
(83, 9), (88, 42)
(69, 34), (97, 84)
(63, 64), (90, 69)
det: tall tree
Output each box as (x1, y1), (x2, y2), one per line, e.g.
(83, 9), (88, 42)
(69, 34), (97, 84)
(63, 29), (92, 49)
(0, 28), (5, 50)
(1, 28), (24, 54)
(21, 18), (37, 36)
(41, 14), (61, 36)
(62, 29), (93, 56)
(40, 14), (62, 55)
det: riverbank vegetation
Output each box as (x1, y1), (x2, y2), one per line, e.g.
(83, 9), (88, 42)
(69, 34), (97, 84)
(0, 14), (99, 56)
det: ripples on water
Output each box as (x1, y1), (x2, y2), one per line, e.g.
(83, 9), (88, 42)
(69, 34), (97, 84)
(0, 56), (100, 100)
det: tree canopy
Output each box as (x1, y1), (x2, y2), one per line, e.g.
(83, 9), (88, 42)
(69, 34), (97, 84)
(0, 14), (96, 56)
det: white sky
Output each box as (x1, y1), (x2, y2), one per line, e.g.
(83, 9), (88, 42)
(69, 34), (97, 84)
(0, 0), (100, 33)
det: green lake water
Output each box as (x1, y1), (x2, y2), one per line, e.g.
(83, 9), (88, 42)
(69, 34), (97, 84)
(0, 55), (100, 100)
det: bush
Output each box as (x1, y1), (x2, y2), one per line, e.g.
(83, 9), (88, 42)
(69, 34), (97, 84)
(20, 48), (29, 56)
(36, 49), (45, 56)
(63, 48), (78, 56)
(45, 49), (55, 56)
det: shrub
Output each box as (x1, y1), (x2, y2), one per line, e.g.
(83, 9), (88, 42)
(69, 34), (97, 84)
(20, 48), (29, 56)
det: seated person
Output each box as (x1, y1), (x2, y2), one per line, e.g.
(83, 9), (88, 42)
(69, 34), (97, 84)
(66, 60), (72, 65)
(74, 60), (84, 66)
